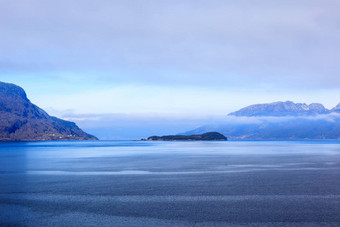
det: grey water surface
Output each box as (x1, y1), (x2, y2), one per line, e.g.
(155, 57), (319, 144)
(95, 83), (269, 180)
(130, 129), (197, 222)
(1, 140), (340, 226)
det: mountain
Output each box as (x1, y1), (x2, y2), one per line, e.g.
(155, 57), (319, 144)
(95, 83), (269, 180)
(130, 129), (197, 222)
(146, 132), (227, 141)
(185, 117), (340, 140)
(184, 101), (340, 140)
(332, 103), (340, 113)
(228, 101), (330, 117)
(0, 81), (97, 141)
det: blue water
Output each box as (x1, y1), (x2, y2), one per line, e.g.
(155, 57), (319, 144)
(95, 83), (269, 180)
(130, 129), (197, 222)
(1, 140), (340, 226)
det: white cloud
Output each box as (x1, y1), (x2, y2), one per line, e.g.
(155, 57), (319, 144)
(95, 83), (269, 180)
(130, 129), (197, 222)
(30, 84), (340, 117)
(1, 0), (340, 89)
(1, 0), (340, 122)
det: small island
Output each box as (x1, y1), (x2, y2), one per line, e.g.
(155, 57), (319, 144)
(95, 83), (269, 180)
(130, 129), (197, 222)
(145, 132), (227, 141)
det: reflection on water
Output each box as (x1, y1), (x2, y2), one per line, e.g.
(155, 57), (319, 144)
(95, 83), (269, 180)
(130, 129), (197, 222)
(1, 140), (340, 226)
(1, 140), (340, 174)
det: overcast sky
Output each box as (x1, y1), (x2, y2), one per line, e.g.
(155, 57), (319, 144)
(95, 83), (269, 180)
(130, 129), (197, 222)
(1, 0), (340, 138)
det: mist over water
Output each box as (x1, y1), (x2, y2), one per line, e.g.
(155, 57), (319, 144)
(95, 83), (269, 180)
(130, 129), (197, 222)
(1, 140), (340, 226)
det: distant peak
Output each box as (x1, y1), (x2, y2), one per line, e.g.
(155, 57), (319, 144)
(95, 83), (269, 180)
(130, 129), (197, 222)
(331, 103), (340, 112)
(0, 81), (28, 101)
(308, 103), (326, 111)
(228, 101), (329, 117)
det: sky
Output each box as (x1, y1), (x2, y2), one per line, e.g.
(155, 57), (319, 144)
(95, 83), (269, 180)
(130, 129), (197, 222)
(1, 0), (340, 138)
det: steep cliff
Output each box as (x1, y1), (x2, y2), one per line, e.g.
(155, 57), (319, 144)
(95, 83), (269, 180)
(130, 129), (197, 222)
(0, 81), (97, 141)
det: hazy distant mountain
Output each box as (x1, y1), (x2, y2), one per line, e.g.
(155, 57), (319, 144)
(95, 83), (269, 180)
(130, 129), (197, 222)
(228, 101), (330, 117)
(0, 81), (97, 141)
(185, 101), (340, 140)
(332, 103), (340, 113)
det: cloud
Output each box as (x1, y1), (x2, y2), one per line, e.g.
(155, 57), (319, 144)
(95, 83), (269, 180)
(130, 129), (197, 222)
(1, 0), (340, 89)
(54, 111), (226, 140)
(2, 0), (340, 125)
(51, 109), (340, 140)
(27, 83), (339, 117)
(217, 113), (340, 125)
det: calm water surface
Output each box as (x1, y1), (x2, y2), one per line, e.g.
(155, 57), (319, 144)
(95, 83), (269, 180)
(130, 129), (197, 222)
(1, 140), (340, 226)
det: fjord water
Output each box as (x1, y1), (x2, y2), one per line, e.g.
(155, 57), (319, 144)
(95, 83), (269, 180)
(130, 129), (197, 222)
(1, 141), (340, 226)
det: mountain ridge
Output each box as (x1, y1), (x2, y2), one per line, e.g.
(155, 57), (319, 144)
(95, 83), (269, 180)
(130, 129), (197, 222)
(184, 101), (340, 140)
(332, 103), (340, 113)
(228, 101), (335, 117)
(0, 81), (97, 141)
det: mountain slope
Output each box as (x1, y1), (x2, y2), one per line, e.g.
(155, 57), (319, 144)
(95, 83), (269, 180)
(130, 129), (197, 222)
(185, 101), (340, 140)
(185, 116), (340, 140)
(332, 103), (340, 113)
(228, 101), (330, 117)
(0, 81), (97, 141)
